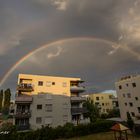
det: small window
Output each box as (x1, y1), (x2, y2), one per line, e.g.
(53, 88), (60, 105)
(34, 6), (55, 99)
(119, 85), (122, 89)
(96, 97), (99, 100)
(132, 83), (136, 87)
(38, 81), (43, 86)
(45, 104), (53, 112)
(137, 107), (140, 113)
(95, 102), (99, 106)
(129, 102), (133, 107)
(135, 97), (138, 101)
(62, 82), (67, 87)
(102, 103), (104, 106)
(125, 103), (127, 106)
(45, 116), (52, 125)
(63, 93), (67, 95)
(63, 115), (68, 122)
(123, 94), (125, 97)
(106, 109), (109, 112)
(38, 93), (44, 98)
(127, 93), (131, 98)
(131, 112), (135, 117)
(46, 81), (52, 87)
(37, 104), (42, 110)
(52, 82), (55, 85)
(36, 117), (42, 124)
(109, 95), (112, 99)
(126, 84), (129, 87)
(46, 93), (52, 100)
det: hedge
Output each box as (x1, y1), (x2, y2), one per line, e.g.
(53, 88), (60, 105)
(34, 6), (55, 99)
(0, 120), (115, 140)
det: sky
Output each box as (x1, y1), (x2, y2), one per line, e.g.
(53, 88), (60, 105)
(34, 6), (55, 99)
(1, 0), (140, 96)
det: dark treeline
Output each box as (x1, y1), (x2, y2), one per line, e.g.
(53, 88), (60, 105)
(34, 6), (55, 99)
(0, 89), (11, 115)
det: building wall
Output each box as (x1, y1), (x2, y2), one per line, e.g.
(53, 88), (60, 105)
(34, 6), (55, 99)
(115, 75), (140, 121)
(88, 93), (114, 114)
(16, 74), (84, 130)
(18, 73), (81, 96)
(30, 93), (71, 129)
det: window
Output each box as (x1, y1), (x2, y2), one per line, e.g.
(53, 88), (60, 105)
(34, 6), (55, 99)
(46, 93), (52, 100)
(45, 104), (52, 112)
(129, 102), (133, 107)
(38, 81), (43, 86)
(125, 103), (127, 106)
(46, 81), (52, 87)
(96, 97), (99, 100)
(101, 96), (104, 99)
(126, 83), (129, 87)
(137, 107), (140, 113)
(109, 95), (112, 99)
(52, 82), (55, 85)
(63, 115), (68, 122)
(102, 103), (104, 106)
(123, 94), (125, 97)
(38, 93), (44, 98)
(135, 97), (138, 101)
(36, 117), (42, 124)
(106, 109), (109, 112)
(45, 116), (52, 125)
(119, 85), (122, 89)
(131, 112), (135, 117)
(62, 82), (67, 87)
(127, 93), (131, 98)
(132, 82), (136, 87)
(37, 104), (42, 110)
(95, 102), (99, 106)
(63, 93), (67, 95)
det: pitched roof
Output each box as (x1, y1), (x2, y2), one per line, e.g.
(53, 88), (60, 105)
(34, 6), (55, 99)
(111, 123), (129, 131)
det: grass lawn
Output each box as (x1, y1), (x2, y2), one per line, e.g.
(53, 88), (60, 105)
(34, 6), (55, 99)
(61, 132), (140, 140)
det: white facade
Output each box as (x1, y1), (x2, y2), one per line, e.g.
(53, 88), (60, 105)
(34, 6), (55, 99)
(87, 93), (115, 114)
(115, 75), (140, 121)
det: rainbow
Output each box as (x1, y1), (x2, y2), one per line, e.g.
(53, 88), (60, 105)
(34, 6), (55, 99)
(0, 37), (139, 87)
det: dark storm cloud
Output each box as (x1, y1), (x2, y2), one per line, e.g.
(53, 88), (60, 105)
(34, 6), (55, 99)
(1, 0), (140, 95)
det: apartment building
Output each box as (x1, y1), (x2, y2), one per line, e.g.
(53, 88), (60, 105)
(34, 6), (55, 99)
(88, 93), (115, 114)
(115, 75), (140, 121)
(14, 74), (88, 130)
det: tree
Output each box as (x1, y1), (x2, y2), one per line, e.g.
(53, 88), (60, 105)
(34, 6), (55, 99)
(0, 90), (3, 112)
(3, 89), (11, 115)
(127, 112), (134, 131)
(83, 98), (100, 123)
(107, 108), (120, 118)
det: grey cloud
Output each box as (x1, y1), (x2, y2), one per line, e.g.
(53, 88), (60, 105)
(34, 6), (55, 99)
(1, 0), (140, 96)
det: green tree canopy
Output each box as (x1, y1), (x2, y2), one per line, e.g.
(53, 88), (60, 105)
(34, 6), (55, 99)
(0, 90), (3, 112)
(83, 98), (100, 123)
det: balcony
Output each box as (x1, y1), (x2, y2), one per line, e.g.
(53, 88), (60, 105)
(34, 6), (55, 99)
(15, 111), (31, 118)
(17, 124), (30, 131)
(15, 96), (33, 103)
(71, 96), (86, 103)
(17, 83), (34, 92)
(71, 107), (88, 115)
(70, 86), (85, 93)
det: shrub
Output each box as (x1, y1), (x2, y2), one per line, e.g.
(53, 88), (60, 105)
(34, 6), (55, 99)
(0, 120), (115, 140)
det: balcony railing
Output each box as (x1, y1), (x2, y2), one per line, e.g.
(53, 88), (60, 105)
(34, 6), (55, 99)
(15, 111), (31, 118)
(70, 86), (85, 93)
(71, 107), (88, 115)
(17, 124), (30, 131)
(15, 96), (33, 103)
(71, 96), (86, 103)
(17, 83), (34, 92)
